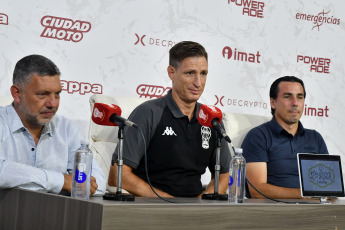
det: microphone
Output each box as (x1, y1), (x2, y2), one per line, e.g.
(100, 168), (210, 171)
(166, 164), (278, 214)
(92, 103), (137, 128)
(197, 104), (231, 143)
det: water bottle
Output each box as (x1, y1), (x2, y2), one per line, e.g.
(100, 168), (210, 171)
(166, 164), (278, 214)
(228, 148), (246, 203)
(71, 142), (93, 200)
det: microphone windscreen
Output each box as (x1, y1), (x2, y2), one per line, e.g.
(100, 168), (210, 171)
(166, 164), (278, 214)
(197, 104), (223, 128)
(92, 103), (122, 126)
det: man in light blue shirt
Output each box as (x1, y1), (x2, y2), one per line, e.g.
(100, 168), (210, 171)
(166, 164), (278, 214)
(0, 54), (105, 195)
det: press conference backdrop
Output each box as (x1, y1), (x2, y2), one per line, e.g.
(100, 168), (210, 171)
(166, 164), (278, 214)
(1, 1), (344, 167)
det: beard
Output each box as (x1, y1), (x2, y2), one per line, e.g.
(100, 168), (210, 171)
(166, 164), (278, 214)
(18, 103), (56, 127)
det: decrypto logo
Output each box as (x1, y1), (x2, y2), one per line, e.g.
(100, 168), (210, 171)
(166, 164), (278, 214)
(134, 33), (178, 48)
(226, 0), (264, 18)
(137, 84), (171, 99)
(296, 10), (340, 31)
(214, 95), (268, 110)
(297, 55), (330, 74)
(41, 16), (91, 42)
(0, 13), (8, 25)
(222, 46), (261, 64)
(61, 80), (102, 95)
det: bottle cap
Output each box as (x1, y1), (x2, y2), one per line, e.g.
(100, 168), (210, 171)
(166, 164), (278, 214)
(234, 148), (243, 154)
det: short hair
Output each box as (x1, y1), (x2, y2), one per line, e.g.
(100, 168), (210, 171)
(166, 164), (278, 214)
(169, 41), (208, 69)
(269, 76), (306, 115)
(13, 54), (60, 88)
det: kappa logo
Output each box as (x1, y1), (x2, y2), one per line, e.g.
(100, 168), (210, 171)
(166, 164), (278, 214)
(162, 127), (177, 136)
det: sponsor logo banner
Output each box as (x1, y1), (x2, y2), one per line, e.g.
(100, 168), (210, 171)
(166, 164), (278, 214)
(136, 84), (171, 98)
(296, 10), (341, 31)
(227, 0), (264, 18)
(41, 15), (91, 42)
(61, 80), (102, 95)
(297, 55), (330, 74)
(0, 13), (8, 25)
(134, 33), (178, 47)
(222, 46), (261, 63)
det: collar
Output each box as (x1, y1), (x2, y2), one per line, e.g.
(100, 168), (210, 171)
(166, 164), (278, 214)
(269, 116), (305, 137)
(7, 104), (53, 136)
(164, 90), (200, 121)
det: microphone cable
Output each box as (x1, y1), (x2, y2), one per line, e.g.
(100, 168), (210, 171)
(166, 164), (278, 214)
(245, 178), (314, 204)
(136, 126), (177, 204)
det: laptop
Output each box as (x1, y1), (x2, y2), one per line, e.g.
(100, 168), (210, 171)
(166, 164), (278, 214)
(297, 153), (345, 200)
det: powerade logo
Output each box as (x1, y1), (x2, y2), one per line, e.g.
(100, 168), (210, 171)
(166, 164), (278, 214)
(297, 55), (330, 74)
(227, 0), (264, 18)
(0, 13), (8, 25)
(296, 10), (341, 31)
(61, 80), (103, 95)
(40, 15), (91, 42)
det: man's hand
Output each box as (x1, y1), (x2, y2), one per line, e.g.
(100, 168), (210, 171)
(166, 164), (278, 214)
(90, 176), (98, 196)
(63, 174), (73, 193)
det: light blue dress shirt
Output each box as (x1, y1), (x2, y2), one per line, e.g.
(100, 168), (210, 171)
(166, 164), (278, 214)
(0, 104), (106, 195)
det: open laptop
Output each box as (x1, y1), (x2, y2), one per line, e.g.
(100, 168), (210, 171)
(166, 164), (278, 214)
(297, 153), (345, 203)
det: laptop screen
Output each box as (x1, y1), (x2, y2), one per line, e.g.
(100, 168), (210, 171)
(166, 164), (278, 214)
(297, 153), (345, 197)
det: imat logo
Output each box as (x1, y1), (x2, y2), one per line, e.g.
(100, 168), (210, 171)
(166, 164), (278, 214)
(226, 0), (264, 18)
(222, 46), (261, 64)
(61, 80), (102, 95)
(0, 13), (8, 25)
(136, 84), (171, 98)
(41, 15), (91, 42)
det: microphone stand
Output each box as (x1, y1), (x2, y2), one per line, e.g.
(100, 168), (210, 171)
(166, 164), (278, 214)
(106, 125), (135, 201)
(202, 132), (228, 200)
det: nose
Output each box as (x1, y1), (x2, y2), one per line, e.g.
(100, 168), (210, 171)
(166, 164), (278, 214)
(193, 75), (202, 88)
(291, 96), (298, 106)
(46, 94), (59, 108)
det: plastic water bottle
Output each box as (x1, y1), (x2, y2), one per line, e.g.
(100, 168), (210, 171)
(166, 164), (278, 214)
(71, 142), (93, 200)
(228, 148), (246, 203)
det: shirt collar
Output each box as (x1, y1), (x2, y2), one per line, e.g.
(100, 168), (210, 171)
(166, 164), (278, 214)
(269, 116), (305, 136)
(7, 104), (53, 136)
(164, 90), (200, 121)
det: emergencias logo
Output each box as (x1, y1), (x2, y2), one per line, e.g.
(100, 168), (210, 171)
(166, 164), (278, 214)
(0, 13), (8, 25)
(137, 84), (171, 98)
(61, 80), (102, 95)
(296, 10), (340, 31)
(41, 16), (91, 42)
(227, 0), (264, 18)
(297, 55), (330, 74)
(222, 46), (261, 64)
(134, 33), (178, 47)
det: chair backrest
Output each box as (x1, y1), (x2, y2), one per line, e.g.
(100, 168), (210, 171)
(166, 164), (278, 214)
(0, 96), (13, 106)
(88, 94), (148, 191)
(222, 112), (271, 155)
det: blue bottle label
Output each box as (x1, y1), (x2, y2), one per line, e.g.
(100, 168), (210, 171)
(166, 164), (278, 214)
(75, 169), (87, 183)
(229, 176), (234, 186)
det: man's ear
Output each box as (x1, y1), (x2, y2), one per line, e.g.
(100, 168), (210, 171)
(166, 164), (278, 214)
(10, 85), (22, 103)
(270, 98), (276, 110)
(167, 65), (175, 81)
